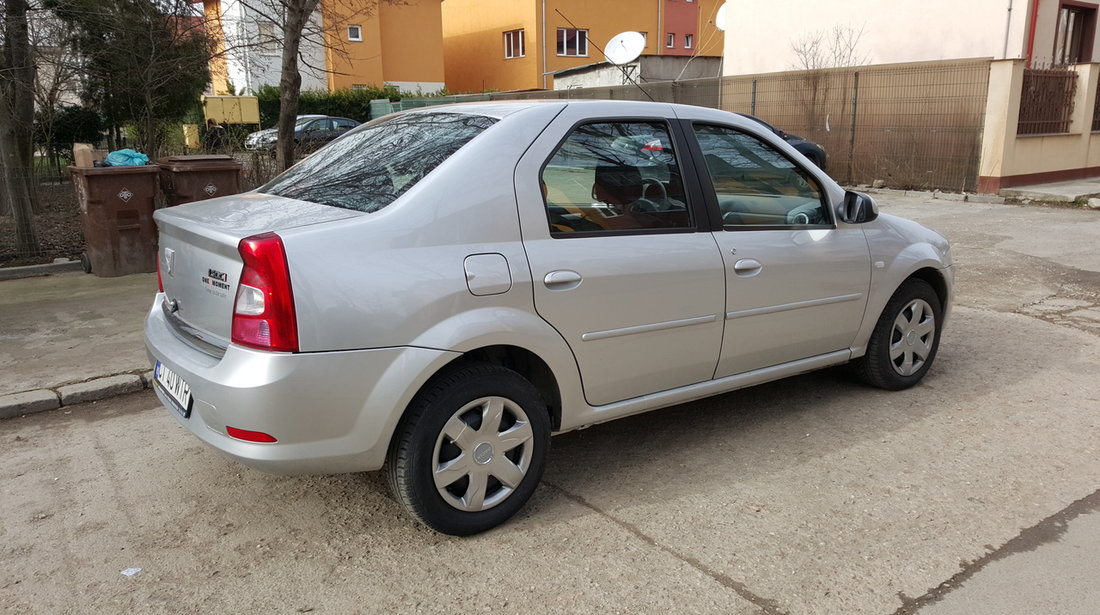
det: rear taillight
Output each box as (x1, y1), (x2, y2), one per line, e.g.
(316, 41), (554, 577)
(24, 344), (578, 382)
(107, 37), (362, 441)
(156, 250), (164, 292)
(231, 232), (299, 352)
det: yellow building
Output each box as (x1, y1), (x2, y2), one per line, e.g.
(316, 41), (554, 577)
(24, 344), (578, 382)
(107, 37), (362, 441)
(442, 0), (724, 92)
(200, 0), (445, 95)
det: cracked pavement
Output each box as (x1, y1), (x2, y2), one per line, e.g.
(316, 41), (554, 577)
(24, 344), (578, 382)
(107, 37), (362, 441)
(1, 195), (1098, 614)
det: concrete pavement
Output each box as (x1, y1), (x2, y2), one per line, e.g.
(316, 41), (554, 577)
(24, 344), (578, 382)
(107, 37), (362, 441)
(0, 271), (156, 419)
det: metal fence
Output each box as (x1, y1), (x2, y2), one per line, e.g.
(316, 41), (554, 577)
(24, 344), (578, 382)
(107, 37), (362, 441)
(489, 59), (992, 192)
(1018, 68), (1077, 135)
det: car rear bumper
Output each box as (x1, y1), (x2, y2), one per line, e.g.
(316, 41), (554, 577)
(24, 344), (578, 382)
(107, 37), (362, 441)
(144, 295), (460, 475)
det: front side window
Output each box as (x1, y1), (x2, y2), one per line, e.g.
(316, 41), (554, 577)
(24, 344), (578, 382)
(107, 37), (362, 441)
(504, 29), (525, 58)
(557, 28), (588, 56)
(261, 113), (498, 213)
(693, 124), (829, 228)
(541, 121), (692, 233)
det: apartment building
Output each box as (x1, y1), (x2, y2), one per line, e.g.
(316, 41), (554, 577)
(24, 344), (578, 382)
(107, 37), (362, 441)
(200, 0), (445, 95)
(442, 0), (723, 92)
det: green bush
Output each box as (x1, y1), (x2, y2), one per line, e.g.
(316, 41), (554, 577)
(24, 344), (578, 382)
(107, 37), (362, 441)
(256, 84), (402, 128)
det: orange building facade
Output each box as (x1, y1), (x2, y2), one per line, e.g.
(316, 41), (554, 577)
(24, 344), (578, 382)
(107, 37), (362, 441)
(441, 0), (723, 92)
(200, 0), (445, 95)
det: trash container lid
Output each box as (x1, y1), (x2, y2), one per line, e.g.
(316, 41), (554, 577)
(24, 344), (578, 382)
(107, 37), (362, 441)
(157, 154), (242, 172)
(68, 164), (159, 176)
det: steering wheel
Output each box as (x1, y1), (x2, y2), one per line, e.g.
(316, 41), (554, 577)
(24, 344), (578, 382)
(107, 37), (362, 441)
(627, 197), (661, 213)
(786, 201), (824, 225)
(640, 178), (668, 202)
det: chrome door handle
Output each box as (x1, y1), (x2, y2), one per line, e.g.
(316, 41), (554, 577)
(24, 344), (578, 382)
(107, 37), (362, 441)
(733, 259), (762, 276)
(544, 270), (582, 290)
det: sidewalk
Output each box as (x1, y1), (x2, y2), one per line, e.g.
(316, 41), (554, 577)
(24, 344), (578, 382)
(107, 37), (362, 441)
(0, 271), (156, 418)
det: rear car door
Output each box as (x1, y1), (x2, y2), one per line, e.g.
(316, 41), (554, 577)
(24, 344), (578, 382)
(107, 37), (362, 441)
(686, 121), (871, 377)
(515, 106), (726, 406)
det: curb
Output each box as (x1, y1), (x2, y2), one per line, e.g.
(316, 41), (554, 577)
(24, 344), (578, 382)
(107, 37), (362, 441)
(0, 258), (84, 281)
(0, 369), (154, 420)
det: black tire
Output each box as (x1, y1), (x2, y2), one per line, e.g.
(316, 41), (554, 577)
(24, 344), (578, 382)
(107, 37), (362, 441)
(80, 252), (91, 274)
(853, 278), (943, 390)
(387, 363), (551, 536)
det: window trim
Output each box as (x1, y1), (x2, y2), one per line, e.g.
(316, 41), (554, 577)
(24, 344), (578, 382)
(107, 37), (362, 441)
(504, 28), (525, 59)
(347, 24), (363, 42)
(556, 27), (589, 57)
(684, 120), (835, 232)
(684, 34), (693, 49)
(666, 33), (676, 48)
(1054, 1), (1097, 65)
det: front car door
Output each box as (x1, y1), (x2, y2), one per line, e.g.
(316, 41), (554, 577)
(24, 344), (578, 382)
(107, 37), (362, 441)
(515, 104), (726, 406)
(682, 117), (871, 377)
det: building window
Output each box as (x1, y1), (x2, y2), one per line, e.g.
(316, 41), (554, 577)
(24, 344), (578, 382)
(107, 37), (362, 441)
(684, 34), (693, 49)
(1054, 3), (1096, 65)
(347, 25), (362, 42)
(557, 28), (588, 56)
(258, 21), (277, 52)
(352, 84), (367, 90)
(666, 32), (675, 48)
(639, 32), (648, 49)
(504, 29), (525, 58)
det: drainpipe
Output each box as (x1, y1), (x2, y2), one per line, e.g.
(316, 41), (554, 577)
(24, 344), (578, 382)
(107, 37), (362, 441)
(1026, 0), (1040, 67)
(542, 0), (548, 89)
(657, 0), (663, 56)
(1003, 0), (1014, 59)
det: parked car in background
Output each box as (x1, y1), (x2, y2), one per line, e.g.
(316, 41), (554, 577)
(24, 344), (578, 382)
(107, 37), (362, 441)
(738, 113), (828, 171)
(244, 115), (361, 153)
(147, 100), (952, 536)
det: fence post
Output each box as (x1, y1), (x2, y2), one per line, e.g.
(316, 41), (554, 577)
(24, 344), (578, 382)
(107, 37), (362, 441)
(978, 59), (1024, 193)
(847, 71), (859, 186)
(751, 79), (757, 115)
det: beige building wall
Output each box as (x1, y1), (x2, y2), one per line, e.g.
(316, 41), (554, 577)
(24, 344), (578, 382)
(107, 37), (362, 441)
(979, 59), (1100, 191)
(721, 0), (1100, 75)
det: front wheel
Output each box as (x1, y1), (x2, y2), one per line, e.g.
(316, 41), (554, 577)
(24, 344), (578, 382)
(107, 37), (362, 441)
(387, 363), (551, 535)
(853, 278), (943, 390)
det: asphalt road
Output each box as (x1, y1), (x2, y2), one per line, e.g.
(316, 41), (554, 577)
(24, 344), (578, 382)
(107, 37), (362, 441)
(2, 195), (1099, 614)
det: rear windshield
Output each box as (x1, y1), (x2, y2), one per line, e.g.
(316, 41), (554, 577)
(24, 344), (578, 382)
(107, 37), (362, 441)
(259, 112), (498, 212)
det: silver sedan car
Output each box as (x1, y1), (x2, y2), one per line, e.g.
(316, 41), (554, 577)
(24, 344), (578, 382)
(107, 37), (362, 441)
(146, 100), (953, 535)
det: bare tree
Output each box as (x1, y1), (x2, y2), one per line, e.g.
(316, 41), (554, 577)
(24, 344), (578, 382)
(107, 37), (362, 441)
(217, 0), (401, 171)
(1, 0), (40, 254)
(789, 24), (868, 132)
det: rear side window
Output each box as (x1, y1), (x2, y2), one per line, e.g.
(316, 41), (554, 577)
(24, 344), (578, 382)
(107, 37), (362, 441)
(261, 113), (498, 213)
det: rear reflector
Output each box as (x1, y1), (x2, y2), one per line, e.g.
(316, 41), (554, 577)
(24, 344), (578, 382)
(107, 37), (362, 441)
(226, 426), (278, 443)
(232, 232), (299, 352)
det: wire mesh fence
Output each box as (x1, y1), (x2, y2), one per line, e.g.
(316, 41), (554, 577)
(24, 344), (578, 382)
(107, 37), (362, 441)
(495, 59), (992, 192)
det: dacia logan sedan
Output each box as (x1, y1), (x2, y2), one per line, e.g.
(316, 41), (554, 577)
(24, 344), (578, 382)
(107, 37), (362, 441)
(146, 100), (953, 535)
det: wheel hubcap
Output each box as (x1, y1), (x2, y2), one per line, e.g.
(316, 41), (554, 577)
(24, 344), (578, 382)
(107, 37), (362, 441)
(432, 396), (534, 512)
(889, 298), (936, 377)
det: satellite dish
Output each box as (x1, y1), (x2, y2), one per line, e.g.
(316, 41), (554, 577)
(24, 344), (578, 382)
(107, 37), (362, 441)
(715, 3), (728, 32)
(604, 31), (646, 65)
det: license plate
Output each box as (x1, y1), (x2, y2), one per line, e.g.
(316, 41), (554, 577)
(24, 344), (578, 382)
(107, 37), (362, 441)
(154, 360), (192, 417)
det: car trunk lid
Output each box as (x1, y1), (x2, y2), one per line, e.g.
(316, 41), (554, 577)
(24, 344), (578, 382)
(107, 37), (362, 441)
(155, 192), (363, 352)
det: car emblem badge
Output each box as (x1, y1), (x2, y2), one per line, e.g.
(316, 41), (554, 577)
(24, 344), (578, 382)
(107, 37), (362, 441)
(204, 183), (218, 196)
(117, 188), (134, 202)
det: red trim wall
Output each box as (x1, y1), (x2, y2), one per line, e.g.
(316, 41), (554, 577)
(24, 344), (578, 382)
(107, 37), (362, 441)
(978, 165), (1100, 192)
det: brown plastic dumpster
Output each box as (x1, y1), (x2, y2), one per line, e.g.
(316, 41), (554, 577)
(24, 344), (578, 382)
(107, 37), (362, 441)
(157, 154), (242, 207)
(69, 165), (160, 277)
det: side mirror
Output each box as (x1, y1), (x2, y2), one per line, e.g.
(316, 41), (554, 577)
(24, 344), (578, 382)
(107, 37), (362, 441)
(840, 190), (879, 224)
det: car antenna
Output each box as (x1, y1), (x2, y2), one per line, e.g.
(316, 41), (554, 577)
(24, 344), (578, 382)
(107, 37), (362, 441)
(554, 9), (655, 102)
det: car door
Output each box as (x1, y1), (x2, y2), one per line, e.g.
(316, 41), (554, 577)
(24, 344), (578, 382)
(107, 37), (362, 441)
(686, 121), (871, 377)
(515, 107), (726, 406)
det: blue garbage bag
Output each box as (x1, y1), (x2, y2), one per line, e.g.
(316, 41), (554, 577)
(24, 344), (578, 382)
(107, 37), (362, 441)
(104, 149), (150, 166)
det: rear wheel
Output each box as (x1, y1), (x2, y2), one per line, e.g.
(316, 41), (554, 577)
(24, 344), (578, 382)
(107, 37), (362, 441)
(387, 363), (550, 535)
(853, 278), (942, 390)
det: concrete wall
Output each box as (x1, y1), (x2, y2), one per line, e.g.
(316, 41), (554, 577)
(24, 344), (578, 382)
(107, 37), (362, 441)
(979, 59), (1100, 191)
(720, 0), (1100, 76)
(552, 56), (722, 89)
